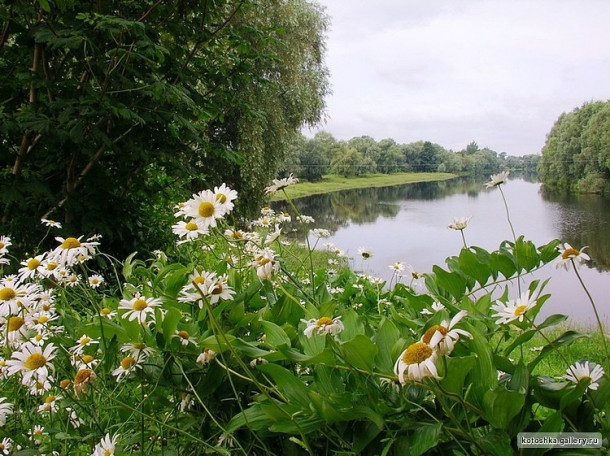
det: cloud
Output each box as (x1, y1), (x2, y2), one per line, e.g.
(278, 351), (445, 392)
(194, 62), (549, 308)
(311, 0), (610, 155)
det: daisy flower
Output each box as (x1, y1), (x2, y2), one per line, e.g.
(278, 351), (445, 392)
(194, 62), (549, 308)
(302, 316), (344, 338)
(448, 216), (472, 231)
(0, 279), (41, 317)
(18, 254), (46, 280)
(38, 394), (61, 413)
(92, 433), (118, 456)
(252, 248), (280, 280)
(28, 424), (47, 445)
(420, 310), (472, 355)
(485, 171), (510, 188)
(99, 307), (117, 319)
(6, 342), (57, 387)
(0, 236), (11, 255)
(565, 361), (605, 391)
(197, 348), (216, 366)
(88, 274), (104, 288)
(181, 190), (224, 229)
(358, 247), (374, 259)
(112, 355), (142, 382)
(213, 183), (238, 215)
(491, 290), (536, 325)
(265, 174), (299, 194)
(69, 335), (99, 356)
(394, 342), (439, 384)
(73, 368), (96, 396)
(41, 218), (62, 228)
(204, 275), (235, 305)
(48, 235), (99, 267)
(0, 437), (12, 455)
(120, 342), (155, 361)
(172, 219), (209, 241)
(0, 397), (14, 426)
(554, 243), (590, 270)
(118, 293), (161, 325)
(389, 261), (405, 273)
(173, 329), (197, 346)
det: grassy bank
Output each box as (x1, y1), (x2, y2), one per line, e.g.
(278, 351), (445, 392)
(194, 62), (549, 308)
(271, 172), (457, 201)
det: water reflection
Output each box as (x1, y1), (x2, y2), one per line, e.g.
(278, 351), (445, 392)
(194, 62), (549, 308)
(273, 176), (610, 271)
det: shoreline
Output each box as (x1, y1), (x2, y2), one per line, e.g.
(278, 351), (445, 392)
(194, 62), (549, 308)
(270, 172), (457, 201)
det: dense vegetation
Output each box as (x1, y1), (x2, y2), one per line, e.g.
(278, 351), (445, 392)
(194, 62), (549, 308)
(0, 0), (329, 258)
(279, 133), (540, 181)
(539, 100), (610, 194)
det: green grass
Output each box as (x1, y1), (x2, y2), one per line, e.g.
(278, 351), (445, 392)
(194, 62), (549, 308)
(271, 172), (457, 201)
(504, 325), (606, 378)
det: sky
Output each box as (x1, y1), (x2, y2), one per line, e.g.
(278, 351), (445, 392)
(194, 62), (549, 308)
(308, 0), (610, 156)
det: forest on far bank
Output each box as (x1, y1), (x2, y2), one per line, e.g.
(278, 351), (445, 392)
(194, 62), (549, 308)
(278, 132), (540, 181)
(539, 100), (610, 195)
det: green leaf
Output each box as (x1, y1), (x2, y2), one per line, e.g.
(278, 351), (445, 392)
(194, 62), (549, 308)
(478, 429), (514, 456)
(261, 320), (291, 348)
(441, 355), (476, 395)
(514, 237), (540, 272)
(410, 422), (443, 456)
(352, 421), (383, 453)
(122, 252), (139, 280)
(39, 0), (51, 12)
(161, 307), (182, 347)
(490, 250), (517, 278)
(528, 331), (587, 371)
(466, 324), (497, 395)
(257, 363), (309, 407)
(432, 265), (466, 299)
(374, 318), (400, 374)
(503, 314), (568, 357)
(483, 386), (526, 429)
(340, 334), (378, 371)
(457, 247), (492, 286)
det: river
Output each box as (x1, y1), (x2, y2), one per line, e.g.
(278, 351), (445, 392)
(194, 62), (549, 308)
(273, 175), (610, 325)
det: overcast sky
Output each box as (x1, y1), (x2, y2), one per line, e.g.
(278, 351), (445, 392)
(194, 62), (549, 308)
(309, 0), (610, 156)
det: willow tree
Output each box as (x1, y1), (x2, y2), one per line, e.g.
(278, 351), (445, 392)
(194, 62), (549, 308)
(0, 0), (329, 255)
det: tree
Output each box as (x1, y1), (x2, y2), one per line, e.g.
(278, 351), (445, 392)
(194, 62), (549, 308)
(0, 0), (329, 256)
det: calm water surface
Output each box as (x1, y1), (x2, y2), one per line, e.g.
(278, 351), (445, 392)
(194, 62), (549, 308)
(274, 176), (610, 325)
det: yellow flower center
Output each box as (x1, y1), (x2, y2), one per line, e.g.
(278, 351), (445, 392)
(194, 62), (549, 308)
(401, 342), (433, 365)
(24, 353), (47, 370)
(100, 307), (112, 315)
(27, 258), (41, 270)
(513, 305), (528, 317)
(61, 237), (81, 249)
(283, 212), (290, 217)
(79, 337), (91, 345)
(121, 356), (136, 370)
(46, 261), (58, 271)
(258, 257), (271, 266)
(562, 247), (580, 259)
(216, 193), (227, 203)
(8, 316), (25, 331)
(0, 287), (16, 301)
(193, 276), (206, 285)
(133, 342), (146, 350)
(211, 282), (223, 295)
(74, 368), (94, 385)
(104, 450), (111, 456)
(422, 325), (449, 344)
(316, 317), (334, 326)
(185, 221), (198, 231)
(198, 201), (215, 218)
(60, 379), (71, 389)
(0, 241), (4, 248)
(45, 395), (56, 403)
(132, 299), (148, 311)
(35, 334), (44, 341)
(81, 355), (94, 364)
(177, 330), (190, 340)
(38, 315), (50, 324)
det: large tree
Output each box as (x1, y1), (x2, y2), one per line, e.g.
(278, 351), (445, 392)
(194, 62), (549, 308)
(0, 0), (329, 255)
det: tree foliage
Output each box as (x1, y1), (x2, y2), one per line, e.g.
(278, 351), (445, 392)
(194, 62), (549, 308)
(0, 0), (329, 256)
(539, 100), (610, 194)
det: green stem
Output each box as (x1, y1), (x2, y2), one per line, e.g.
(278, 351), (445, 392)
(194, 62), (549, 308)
(571, 260), (609, 371)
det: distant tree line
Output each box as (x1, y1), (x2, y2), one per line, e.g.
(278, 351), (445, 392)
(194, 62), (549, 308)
(278, 132), (540, 181)
(539, 100), (610, 194)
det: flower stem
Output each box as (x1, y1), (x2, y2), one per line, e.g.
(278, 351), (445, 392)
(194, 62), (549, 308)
(571, 260), (609, 371)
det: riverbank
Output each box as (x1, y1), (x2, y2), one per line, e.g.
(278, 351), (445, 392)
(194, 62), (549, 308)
(270, 172), (457, 201)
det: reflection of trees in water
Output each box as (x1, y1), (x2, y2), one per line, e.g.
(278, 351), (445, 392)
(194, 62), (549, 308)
(272, 176), (488, 238)
(541, 187), (610, 271)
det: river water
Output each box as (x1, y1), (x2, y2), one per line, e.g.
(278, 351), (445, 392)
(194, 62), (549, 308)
(273, 175), (610, 325)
